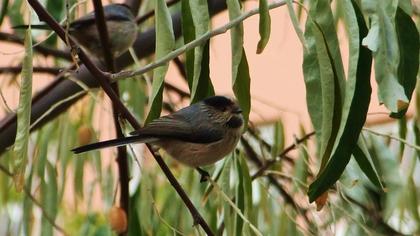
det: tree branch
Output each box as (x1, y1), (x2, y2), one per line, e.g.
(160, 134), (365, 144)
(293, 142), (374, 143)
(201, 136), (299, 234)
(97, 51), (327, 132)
(0, 32), (71, 60)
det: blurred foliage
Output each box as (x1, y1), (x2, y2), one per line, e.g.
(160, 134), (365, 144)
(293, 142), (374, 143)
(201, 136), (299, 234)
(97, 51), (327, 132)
(0, 0), (419, 235)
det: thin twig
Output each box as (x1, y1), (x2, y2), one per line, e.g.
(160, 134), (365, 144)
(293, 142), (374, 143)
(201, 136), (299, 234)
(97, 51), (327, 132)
(207, 178), (263, 236)
(111, 0), (287, 81)
(251, 131), (315, 180)
(0, 66), (63, 75)
(0, 32), (72, 60)
(363, 127), (420, 151)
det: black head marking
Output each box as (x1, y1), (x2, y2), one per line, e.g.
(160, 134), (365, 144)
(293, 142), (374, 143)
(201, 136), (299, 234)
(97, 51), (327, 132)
(226, 116), (243, 129)
(203, 96), (234, 111)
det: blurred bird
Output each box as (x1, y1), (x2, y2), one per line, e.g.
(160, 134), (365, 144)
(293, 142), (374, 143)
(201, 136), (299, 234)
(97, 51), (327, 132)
(14, 4), (137, 59)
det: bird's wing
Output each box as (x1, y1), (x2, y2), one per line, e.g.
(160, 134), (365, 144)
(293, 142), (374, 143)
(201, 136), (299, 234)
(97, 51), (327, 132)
(69, 4), (132, 30)
(130, 113), (224, 144)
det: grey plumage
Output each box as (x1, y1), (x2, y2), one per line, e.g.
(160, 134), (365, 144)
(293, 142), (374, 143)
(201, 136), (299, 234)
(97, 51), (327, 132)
(13, 4), (137, 59)
(72, 96), (244, 167)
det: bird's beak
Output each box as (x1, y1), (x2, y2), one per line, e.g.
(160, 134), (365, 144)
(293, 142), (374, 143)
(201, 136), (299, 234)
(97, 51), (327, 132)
(232, 106), (242, 114)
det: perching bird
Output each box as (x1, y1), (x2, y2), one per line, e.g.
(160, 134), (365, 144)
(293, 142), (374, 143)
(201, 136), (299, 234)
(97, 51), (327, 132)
(14, 4), (137, 59)
(72, 96), (244, 170)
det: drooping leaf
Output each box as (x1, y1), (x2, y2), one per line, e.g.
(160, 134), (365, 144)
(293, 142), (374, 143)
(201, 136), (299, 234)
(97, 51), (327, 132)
(233, 48), (251, 126)
(235, 156), (245, 236)
(182, 0), (214, 103)
(256, 0), (271, 53)
(145, 0), (175, 124)
(285, 0), (306, 50)
(239, 154), (254, 234)
(13, 27), (33, 191)
(0, 0), (9, 26)
(227, 0), (251, 125)
(303, 0), (345, 172)
(9, 0), (24, 31)
(222, 156), (234, 236)
(40, 162), (58, 236)
(390, 7), (420, 118)
(45, 0), (64, 46)
(362, 1), (409, 113)
(397, 117), (407, 159)
(23, 165), (34, 236)
(308, 0), (372, 202)
(416, 82), (420, 160)
(271, 120), (285, 159)
(352, 141), (383, 190)
(294, 125), (309, 191)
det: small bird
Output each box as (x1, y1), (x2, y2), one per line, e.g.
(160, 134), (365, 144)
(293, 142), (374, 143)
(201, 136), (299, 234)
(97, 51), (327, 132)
(14, 4), (137, 59)
(72, 96), (244, 175)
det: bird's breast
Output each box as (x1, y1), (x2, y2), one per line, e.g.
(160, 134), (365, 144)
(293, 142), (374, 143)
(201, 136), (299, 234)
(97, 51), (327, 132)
(156, 131), (241, 167)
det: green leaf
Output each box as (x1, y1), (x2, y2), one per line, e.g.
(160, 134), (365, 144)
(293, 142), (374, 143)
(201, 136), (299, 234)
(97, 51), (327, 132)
(271, 120), (285, 158)
(23, 167), (34, 236)
(235, 156), (245, 236)
(302, 21), (323, 142)
(416, 81), (420, 160)
(308, 0), (372, 202)
(352, 141), (383, 190)
(303, 20), (342, 171)
(294, 125), (309, 190)
(285, 0), (306, 50)
(233, 48), (251, 126)
(406, 177), (420, 223)
(362, 1), (409, 112)
(227, 0), (251, 125)
(41, 162), (58, 236)
(145, 0), (175, 124)
(239, 154), (253, 231)
(256, 0), (271, 53)
(390, 7), (419, 118)
(397, 117), (407, 159)
(45, 0), (64, 46)
(182, 0), (214, 103)
(0, 0), (9, 26)
(9, 0), (24, 30)
(74, 156), (84, 198)
(303, 0), (346, 172)
(13, 27), (33, 191)
(189, 0), (214, 103)
(222, 156), (234, 236)
(181, 0), (195, 89)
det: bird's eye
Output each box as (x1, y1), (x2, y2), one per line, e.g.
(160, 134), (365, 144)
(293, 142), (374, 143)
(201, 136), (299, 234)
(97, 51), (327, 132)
(220, 107), (227, 112)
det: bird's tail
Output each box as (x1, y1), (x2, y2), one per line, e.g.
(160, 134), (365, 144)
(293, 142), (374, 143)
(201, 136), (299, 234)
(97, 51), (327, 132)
(72, 135), (156, 154)
(12, 24), (51, 30)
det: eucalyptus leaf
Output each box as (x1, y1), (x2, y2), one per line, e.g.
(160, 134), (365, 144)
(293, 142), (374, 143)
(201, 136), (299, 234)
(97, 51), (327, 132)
(352, 143), (383, 190)
(285, 0), (306, 50)
(308, 0), (372, 202)
(186, 0), (214, 102)
(13, 28), (33, 191)
(0, 0), (8, 26)
(235, 156), (245, 236)
(227, 0), (251, 125)
(362, 0), (409, 112)
(390, 7), (419, 118)
(256, 0), (271, 53)
(145, 0), (175, 124)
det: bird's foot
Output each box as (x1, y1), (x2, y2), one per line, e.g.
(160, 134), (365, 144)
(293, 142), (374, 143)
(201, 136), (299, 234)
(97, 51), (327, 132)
(196, 167), (210, 183)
